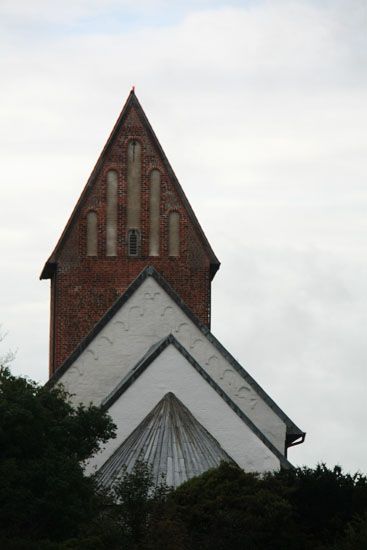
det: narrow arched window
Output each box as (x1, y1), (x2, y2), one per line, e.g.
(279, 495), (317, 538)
(127, 140), (141, 230)
(149, 170), (160, 256)
(128, 229), (140, 257)
(168, 212), (180, 257)
(87, 211), (98, 256)
(106, 170), (118, 256)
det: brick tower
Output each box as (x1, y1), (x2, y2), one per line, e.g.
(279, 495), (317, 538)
(41, 90), (220, 375)
(44, 91), (305, 485)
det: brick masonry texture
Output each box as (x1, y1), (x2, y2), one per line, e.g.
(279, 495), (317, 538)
(46, 99), (215, 375)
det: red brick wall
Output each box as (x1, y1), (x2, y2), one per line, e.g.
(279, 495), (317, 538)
(49, 104), (212, 375)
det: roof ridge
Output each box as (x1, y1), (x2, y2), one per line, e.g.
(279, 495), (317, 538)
(46, 265), (304, 442)
(96, 390), (234, 488)
(100, 333), (293, 470)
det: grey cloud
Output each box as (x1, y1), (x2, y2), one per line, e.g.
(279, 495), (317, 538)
(1, 0), (366, 472)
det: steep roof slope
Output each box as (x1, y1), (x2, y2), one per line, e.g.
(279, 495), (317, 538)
(86, 336), (290, 479)
(47, 266), (305, 450)
(40, 90), (220, 280)
(97, 391), (235, 488)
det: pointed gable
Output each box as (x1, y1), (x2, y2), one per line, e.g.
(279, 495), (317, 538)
(48, 267), (304, 455)
(40, 90), (305, 482)
(40, 91), (220, 374)
(86, 337), (289, 479)
(40, 90), (219, 277)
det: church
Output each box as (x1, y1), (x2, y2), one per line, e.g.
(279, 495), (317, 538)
(41, 89), (305, 487)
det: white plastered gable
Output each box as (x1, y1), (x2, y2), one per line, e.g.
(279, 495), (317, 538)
(87, 343), (281, 475)
(55, 274), (287, 453)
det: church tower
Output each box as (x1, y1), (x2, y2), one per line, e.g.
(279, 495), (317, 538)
(41, 90), (220, 375)
(43, 91), (304, 487)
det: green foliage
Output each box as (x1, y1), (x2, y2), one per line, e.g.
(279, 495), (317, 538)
(166, 461), (296, 550)
(0, 367), (116, 547)
(106, 460), (174, 548)
(0, 326), (16, 368)
(2, 365), (367, 549)
(267, 463), (367, 547)
(332, 513), (367, 549)
(161, 462), (367, 550)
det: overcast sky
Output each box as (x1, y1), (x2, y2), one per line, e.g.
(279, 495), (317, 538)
(1, 0), (367, 472)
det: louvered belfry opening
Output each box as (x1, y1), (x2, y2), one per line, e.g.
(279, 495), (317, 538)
(128, 229), (140, 256)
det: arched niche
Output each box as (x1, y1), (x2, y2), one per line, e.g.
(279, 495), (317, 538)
(87, 211), (98, 256)
(168, 211), (180, 257)
(106, 170), (118, 256)
(149, 169), (160, 256)
(127, 140), (141, 230)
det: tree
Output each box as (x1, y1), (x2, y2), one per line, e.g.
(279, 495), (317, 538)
(159, 462), (367, 550)
(0, 325), (15, 368)
(166, 461), (296, 550)
(2, 361), (367, 550)
(103, 460), (188, 550)
(267, 463), (367, 548)
(96, 461), (367, 550)
(0, 367), (116, 548)
(332, 513), (367, 550)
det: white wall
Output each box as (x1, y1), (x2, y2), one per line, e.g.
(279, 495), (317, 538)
(87, 344), (280, 475)
(58, 276), (286, 452)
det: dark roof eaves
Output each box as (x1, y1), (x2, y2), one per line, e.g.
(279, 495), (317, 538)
(45, 266), (157, 388)
(46, 265), (304, 439)
(101, 336), (170, 410)
(102, 334), (293, 470)
(204, 332), (304, 437)
(147, 269), (303, 438)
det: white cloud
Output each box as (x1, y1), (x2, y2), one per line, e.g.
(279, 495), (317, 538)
(1, 0), (367, 471)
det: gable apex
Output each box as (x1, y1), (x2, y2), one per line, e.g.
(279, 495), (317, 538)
(40, 90), (220, 280)
(98, 334), (293, 470)
(47, 265), (305, 447)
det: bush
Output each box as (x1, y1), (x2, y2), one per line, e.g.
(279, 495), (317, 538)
(0, 367), (115, 546)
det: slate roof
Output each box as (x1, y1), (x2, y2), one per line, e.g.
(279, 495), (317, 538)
(40, 89), (220, 280)
(96, 392), (235, 488)
(47, 265), (305, 450)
